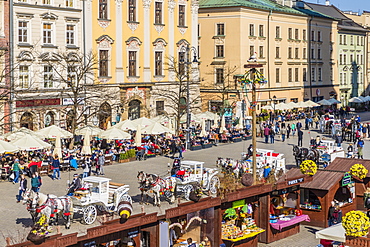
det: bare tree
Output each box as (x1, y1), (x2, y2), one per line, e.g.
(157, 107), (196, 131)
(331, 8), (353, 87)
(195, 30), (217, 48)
(151, 56), (200, 134)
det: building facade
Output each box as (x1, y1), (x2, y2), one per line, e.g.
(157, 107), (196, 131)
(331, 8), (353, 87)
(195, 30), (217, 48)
(88, 0), (200, 128)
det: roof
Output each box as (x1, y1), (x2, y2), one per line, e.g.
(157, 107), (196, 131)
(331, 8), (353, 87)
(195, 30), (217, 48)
(276, 168), (304, 183)
(294, 7), (334, 19)
(300, 170), (344, 190)
(325, 157), (370, 177)
(82, 176), (111, 183)
(199, 0), (305, 16)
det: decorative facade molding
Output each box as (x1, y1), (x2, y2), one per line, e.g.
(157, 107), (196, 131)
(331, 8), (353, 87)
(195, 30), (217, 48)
(125, 37), (142, 49)
(98, 19), (111, 30)
(191, 1), (199, 14)
(127, 77), (139, 83)
(176, 39), (189, 47)
(154, 24), (165, 34)
(17, 51), (34, 61)
(142, 0), (152, 9)
(96, 35), (114, 48)
(39, 52), (61, 61)
(178, 27), (187, 35)
(115, 0), (123, 6)
(127, 22), (139, 33)
(168, 0), (176, 13)
(152, 38), (167, 48)
(40, 12), (58, 20)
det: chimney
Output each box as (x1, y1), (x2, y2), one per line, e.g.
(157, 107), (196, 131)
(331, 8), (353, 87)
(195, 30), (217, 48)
(325, 0), (330, 6)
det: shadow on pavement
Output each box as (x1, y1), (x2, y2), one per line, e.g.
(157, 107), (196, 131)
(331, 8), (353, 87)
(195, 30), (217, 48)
(304, 226), (321, 234)
(16, 218), (33, 228)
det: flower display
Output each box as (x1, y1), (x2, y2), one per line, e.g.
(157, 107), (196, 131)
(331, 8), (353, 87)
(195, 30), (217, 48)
(349, 164), (368, 180)
(299, 160), (317, 176)
(342, 210), (370, 237)
(31, 214), (51, 236)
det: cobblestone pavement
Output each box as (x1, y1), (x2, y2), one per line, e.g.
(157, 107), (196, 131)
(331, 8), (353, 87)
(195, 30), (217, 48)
(1, 112), (370, 246)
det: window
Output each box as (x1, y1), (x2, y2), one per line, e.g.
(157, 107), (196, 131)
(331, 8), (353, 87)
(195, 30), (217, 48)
(128, 0), (137, 22)
(303, 29), (306, 40)
(339, 35), (342, 45)
(216, 45), (224, 57)
(216, 68), (224, 84)
(43, 65), (53, 88)
(311, 48), (315, 59)
(350, 54), (353, 63)
(288, 47), (292, 59)
(154, 2), (162, 24)
(340, 73), (343, 85)
(276, 26), (280, 38)
(179, 51), (185, 75)
(295, 29), (299, 39)
(259, 46), (263, 58)
(275, 47), (280, 58)
(99, 50), (109, 77)
(295, 68), (299, 82)
(18, 21), (28, 43)
(303, 48), (306, 59)
(259, 25), (264, 37)
(128, 51), (137, 76)
(66, 0), (73, 7)
(311, 30), (314, 41)
(344, 73), (346, 84)
(249, 46), (254, 57)
(288, 68), (292, 82)
(99, 0), (108, 19)
(339, 54), (343, 65)
(318, 68), (322, 81)
(19, 65), (29, 88)
(295, 48), (299, 59)
(311, 67), (315, 82)
(66, 25), (75, 45)
(276, 68), (280, 83)
(249, 24), (254, 36)
(343, 54), (346, 64)
(317, 49), (321, 59)
(350, 35), (353, 45)
(67, 66), (76, 85)
(43, 23), (52, 44)
(156, 101), (165, 115)
(357, 36), (360, 46)
(288, 28), (292, 39)
(217, 23), (224, 35)
(343, 35), (346, 45)
(318, 31), (321, 41)
(155, 51), (162, 76)
(178, 5), (185, 26)
(357, 54), (360, 64)
(303, 68), (307, 81)
(42, 0), (50, 4)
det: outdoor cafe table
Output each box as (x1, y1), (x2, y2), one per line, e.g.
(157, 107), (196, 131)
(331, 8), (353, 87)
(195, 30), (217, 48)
(270, 214), (310, 231)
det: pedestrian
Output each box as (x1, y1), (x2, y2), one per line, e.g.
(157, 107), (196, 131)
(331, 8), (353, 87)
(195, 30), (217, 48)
(11, 158), (21, 184)
(296, 121), (302, 130)
(82, 155), (90, 178)
(176, 140), (183, 159)
(335, 133), (342, 147)
(31, 172), (42, 192)
(305, 118), (309, 130)
(286, 124), (291, 139)
(269, 127), (275, 144)
(51, 154), (61, 180)
(17, 174), (27, 203)
(263, 164), (271, 178)
(310, 137), (315, 147)
(291, 123), (296, 137)
(314, 116), (319, 129)
(67, 174), (82, 195)
(357, 138), (364, 159)
(186, 238), (196, 247)
(98, 152), (105, 175)
(328, 201), (336, 227)
(297, 129), (303, 147)
(362, 124), (368, 138)
(347, 143), (354, 158)
(264, 126), (270, 144)
(170, 140), (177, 157)
(332, 206), (342, 225)
(280, 127), (286, 142)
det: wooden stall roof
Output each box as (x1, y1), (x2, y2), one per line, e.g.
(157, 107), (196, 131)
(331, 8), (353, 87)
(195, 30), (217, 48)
(300, 170), (345, 190)
(327, 158), (370, 177)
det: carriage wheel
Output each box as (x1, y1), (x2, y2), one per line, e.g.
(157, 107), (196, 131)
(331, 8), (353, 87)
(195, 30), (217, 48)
(119, 194), (132, 204)
(82, 205), (97, 225)
(209, 176), (220, 197)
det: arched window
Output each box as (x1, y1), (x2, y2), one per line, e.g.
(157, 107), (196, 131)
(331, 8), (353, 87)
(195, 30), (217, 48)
(98, 102), (112, 130)
(45, 111), (55, 127)
(128, 100), (141, 120)
(20, 112), (34, 130)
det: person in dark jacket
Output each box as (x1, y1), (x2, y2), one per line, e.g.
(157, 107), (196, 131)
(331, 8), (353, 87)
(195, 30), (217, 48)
(31, 172), (41, 192)
(17, 174), (27, 203)
(297, 129), (303, 147)
(328, 201), (336, 226)
(67, 174), (82, 195)
(335, 133), (343, 147)
(51, 154), (61, 180)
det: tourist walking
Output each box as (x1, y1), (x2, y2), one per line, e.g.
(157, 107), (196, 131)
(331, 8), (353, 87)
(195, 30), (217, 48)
(269, 127), (275, 144)
(11, 158), (21, 184)
(286, 124), (291, 139)
(357, 138), (364, 159)
(297, 129), (303, 147)
(264, 126), (270, 144)
(347, 143), (354, 158)
(280, 127), (286, 142)
(51, 154), (61, 180)
(98, 152), (105, 175)
(291, 123), (296, 137)
(17, 174), (27, 203)
(31, 172), (42, 192)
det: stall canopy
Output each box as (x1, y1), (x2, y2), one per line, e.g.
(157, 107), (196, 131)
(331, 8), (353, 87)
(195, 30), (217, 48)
(317, 99), (333, 106)
(132, 117), (155, 128)
(4, 127), (45, 141)
(75, 125), (103, 136)
(286, 102), (298, 108)
(327, 98), (341, 105)
(304, 100), (320, 107)
(275, 103), (292, 110)
(36, 125), (73, 138)
(348, 97), (364, 103)
(0, 140), (19, 153)
(11, 134), (52, 151)
(196, 111), (218, 120)
(295, 101), (308, 108)
(99, 128), (131, 140)
(262, 104), (274, 110)
(112, 119), (137, 131)
(142, 122), (174, 135)
(315, 223), (345, 242)
(151, 115), (171, 125)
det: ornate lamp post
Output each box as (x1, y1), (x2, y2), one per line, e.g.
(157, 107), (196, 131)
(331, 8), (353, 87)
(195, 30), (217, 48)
(238, 64), (268, 184)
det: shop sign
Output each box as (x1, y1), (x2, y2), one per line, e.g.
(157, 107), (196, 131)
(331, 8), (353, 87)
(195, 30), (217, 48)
(287, 177), (304, 186)
(16, 98), (60, 108)
(342, 173), (352, 186)
(128, 229), (139, 237)
(62, 98), (84, 105)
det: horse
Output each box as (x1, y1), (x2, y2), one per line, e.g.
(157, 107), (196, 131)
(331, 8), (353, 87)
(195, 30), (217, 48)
(137, 171), (176, 206)
(137, 171), (152, 205)
(22, 189), (73, 229)
(293, 145), (309, 166)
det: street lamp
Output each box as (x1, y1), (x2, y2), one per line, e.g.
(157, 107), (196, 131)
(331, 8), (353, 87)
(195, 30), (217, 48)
(179, 45), (198, 150)
(238, 63), (267, 184)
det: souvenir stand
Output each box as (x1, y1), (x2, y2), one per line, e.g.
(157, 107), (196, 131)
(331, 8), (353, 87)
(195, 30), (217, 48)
(298, 169), (355, 228)
(259, 168), (312, 244)
(220, 183), (273, 246)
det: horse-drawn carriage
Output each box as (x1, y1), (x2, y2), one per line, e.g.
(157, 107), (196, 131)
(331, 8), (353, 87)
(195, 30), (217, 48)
(71, 176), (132, 225)
(316, 140), (345, 163)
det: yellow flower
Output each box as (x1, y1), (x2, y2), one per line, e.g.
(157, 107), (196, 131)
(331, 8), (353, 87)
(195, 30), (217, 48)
(343, 211), (370, 237)
(349, 164), (368, 179)
(300, 160), (317, 176)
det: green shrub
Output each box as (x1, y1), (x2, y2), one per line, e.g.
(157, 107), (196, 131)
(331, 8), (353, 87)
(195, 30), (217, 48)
(120, 152), (128, 160)
(127, 149), (136, 158)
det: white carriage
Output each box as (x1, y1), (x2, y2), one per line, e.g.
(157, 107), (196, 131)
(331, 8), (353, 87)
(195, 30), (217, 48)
(71, 176), (132, 225)
(317, 140), (345, 163)
(173, 160), (220, 201)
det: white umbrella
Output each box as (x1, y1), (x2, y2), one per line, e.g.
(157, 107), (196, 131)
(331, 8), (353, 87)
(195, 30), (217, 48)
(100, 128), (131, 140)
(4, 127), (45, 141)
(327, 98), (341, 104)
(0, 140), (19, 153)
(317, 99), (333, 106)
(315, 223), (345, 242)
(75, 125), (103, 136)
(112, 119), (136, 131)
(274, 103), (292, 110)
(180, 113), (201, 124)
(212, 113), (219, 128)
(135, 125), (142, 147)
(11, 134), (52, 151)
(196, 111), (217, 120)
(295, 101), (308, 108)
(304, 100), (320, 107)
(220, 115), (226, 133)
(200, 118), (207, 137)
(349, 97), (364, 103)
(364, 96), (370, 102)
(132, 117), (155, 128)
(142, 122), (174, 135)
(286, 102), (298, 108)
(81, 131), (92, 155)
(359, 96), (367, 102)
(36, 125), (73, 138)
(151, 115), (171, 124)
(52, 134), (63, 158)
(261, 104), (274, 110)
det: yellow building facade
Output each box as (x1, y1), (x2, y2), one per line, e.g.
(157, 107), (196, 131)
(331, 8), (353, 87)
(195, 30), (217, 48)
(88, 0), (199, 125)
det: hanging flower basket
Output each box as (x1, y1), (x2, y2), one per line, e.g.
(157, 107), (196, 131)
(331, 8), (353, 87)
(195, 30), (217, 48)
(300, 160), (317, 176)
(349, 164), (368, 180)
(343, 211), (370, 237)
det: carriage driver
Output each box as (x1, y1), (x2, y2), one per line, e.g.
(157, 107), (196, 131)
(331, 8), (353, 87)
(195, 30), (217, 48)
(67, 174), (82, 195)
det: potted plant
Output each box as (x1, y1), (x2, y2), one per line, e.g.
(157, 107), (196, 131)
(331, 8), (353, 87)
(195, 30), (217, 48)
(119, 152), (129, 163)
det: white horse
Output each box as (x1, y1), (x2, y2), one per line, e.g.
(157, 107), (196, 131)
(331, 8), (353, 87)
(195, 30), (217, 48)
(23, 189), (73, 229)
